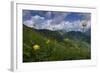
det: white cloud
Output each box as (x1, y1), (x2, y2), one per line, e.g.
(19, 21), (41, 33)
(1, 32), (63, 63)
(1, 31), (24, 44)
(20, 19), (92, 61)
(24, 20), (34, 28)
(32, 15), (44, 20)
(66, 20), (91, 32)
(47, 21), (66, 30)
(23, 14), (90, 32)
(24, 15), (45, 29)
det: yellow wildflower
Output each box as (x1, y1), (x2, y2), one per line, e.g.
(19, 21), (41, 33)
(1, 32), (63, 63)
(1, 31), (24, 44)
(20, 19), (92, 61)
(33, 44), (40, 50)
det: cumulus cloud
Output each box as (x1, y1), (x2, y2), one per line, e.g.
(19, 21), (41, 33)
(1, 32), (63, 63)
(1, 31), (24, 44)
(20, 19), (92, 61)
(24, 15), (45, 29)
(70, 20), (90, 32)
(24, 20), (34, 27)
(31, 15), (45, 29)
(23, 11), (91, 32)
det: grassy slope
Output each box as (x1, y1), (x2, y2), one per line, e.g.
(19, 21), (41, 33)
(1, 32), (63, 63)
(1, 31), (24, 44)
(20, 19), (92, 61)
(23, 25), (91, 62)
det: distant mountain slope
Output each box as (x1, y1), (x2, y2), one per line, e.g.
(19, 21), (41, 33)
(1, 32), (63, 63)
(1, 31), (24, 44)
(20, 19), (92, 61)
(33, 28), (64, 42)
(32, 28), (90, 43)
(63, 31), (91, 43)
(23, 25), (91, 62)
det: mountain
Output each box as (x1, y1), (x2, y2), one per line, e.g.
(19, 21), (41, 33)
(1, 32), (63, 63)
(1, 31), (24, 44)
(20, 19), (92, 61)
(84, 28), (91, 36)
(63, 31), (91, 43)
(23, 25), (91, 62)
(32, 28), (64, 42)
(33, 28), (90, 43)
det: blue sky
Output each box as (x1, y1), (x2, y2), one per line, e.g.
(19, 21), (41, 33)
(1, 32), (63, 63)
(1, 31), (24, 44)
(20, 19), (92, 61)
(23, 10), (91, 32)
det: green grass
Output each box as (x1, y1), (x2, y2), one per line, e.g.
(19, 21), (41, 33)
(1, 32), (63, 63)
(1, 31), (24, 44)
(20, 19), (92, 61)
(23, 25), (91, 62)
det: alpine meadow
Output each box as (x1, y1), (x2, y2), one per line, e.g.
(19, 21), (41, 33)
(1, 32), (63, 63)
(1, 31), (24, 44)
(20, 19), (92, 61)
(23, 10), (91, 62)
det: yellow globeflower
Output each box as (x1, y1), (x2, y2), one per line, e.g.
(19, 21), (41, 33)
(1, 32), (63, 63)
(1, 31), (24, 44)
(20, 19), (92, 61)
(46, 39), (50, 44)
(33, 44), (40, 50)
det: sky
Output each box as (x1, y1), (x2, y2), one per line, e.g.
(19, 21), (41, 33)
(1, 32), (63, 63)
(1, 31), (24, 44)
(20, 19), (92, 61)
(23, 10), (91, 32)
